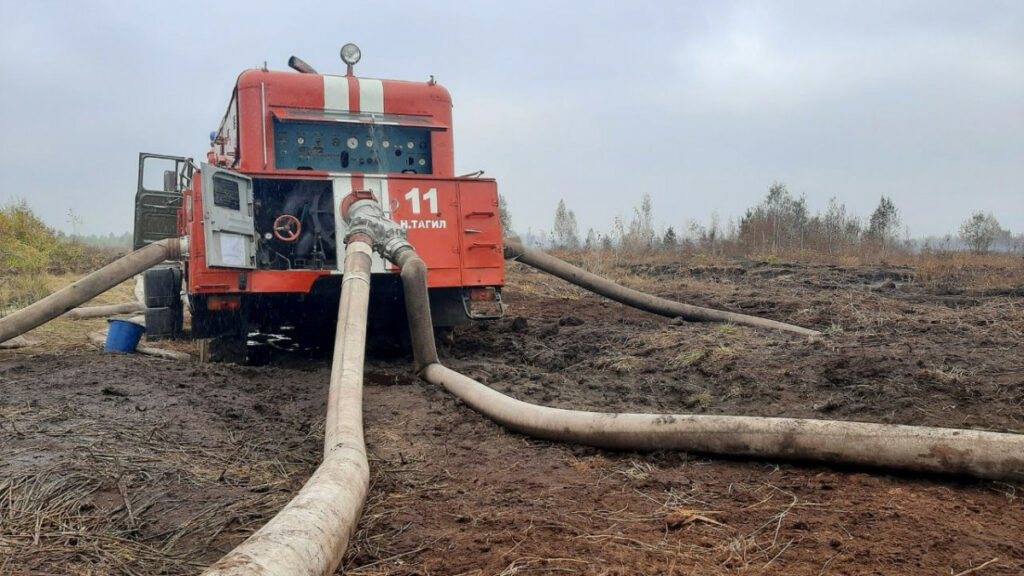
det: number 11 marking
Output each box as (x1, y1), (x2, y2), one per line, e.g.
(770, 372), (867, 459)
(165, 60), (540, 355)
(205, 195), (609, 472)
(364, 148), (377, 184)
(404, 187), (438, 214)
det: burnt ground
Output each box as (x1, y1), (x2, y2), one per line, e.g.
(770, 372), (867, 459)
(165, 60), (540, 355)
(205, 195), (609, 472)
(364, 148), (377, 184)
(1, 256), (1023, 575)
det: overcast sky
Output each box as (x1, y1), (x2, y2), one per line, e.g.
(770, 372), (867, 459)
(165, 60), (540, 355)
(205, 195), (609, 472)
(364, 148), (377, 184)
(1, 1), (1021, 239)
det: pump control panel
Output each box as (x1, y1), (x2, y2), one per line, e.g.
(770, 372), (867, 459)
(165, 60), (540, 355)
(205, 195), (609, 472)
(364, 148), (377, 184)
(274, 121), (433, 174)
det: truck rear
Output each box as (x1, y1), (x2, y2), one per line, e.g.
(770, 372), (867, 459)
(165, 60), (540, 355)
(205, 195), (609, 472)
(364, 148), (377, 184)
(133, 44), (505, 359)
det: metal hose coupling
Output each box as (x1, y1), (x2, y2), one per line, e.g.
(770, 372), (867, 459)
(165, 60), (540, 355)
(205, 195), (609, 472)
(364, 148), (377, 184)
(340, 190), (414, 258)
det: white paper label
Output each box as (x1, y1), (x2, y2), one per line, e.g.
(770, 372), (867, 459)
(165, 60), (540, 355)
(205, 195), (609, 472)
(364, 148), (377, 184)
(219, 233), (246, 267)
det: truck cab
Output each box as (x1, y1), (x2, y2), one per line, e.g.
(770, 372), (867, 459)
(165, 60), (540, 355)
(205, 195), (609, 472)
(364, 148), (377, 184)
(133, 45), (505, 356)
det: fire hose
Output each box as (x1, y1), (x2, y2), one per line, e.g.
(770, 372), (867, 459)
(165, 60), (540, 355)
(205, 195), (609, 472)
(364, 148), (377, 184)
(396, 248), (1023, 481)
(331, 196), (1019, 483)
(0, 238), (182, 343)
(503, 237), (820, 336)
(201, 240), (373, 576)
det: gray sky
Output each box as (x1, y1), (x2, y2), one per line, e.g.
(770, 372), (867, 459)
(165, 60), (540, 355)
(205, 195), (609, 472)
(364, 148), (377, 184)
(1, 0), (1021, 239)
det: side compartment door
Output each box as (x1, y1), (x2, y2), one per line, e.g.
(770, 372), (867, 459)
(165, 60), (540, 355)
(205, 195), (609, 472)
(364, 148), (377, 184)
(200, 163), (256, 269)
(457, 180), (505, 286)
(134, 153), (189, 249)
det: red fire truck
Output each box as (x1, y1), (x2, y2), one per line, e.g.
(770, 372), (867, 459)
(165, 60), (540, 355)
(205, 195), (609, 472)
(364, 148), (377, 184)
(133, 44), (505, 358)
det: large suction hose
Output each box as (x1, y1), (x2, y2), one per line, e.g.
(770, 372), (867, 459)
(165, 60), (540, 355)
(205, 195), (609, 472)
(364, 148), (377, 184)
(0, 238), (182, 343)
(202, 240), (373, 576)
(504, 237), (820, 336)
(64, 301), (146, 320)
(395, 248), (1023, 481)
(422, 365), (1024, 480)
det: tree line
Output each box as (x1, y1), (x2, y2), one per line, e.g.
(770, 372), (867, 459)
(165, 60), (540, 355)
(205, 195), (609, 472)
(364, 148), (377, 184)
(498, 184), (1020, 256)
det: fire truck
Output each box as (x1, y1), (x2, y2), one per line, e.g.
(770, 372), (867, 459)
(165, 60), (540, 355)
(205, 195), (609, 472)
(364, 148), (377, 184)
(133, 44), (505, 358)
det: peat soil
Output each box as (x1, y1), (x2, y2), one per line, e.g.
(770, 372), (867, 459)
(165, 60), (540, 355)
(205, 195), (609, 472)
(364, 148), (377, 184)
(1, 259), (1022, 575)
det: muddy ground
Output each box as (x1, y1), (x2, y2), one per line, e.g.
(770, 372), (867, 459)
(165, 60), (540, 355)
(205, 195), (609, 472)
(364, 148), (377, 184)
(2, 256), (1022, 575)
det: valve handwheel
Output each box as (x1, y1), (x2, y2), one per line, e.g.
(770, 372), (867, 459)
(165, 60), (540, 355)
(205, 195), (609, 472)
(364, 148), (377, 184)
(273, 214), (302, 242)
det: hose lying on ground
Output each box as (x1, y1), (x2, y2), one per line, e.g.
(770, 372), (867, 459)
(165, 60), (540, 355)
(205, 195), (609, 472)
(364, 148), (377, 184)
(421, 364), (1024, 481)
(0, 239), (181, 343)
(0, 335), (40, 349)
(202, 240), (373, 576)
(503, 237), (820, 336)
(64, 301), (145, 320)
(86, 330), (190, 361)
(399, 247), (1024, 481)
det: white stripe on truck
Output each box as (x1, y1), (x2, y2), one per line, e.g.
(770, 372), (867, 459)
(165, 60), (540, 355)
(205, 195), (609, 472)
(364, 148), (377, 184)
(331, 174), (391, 274)
(324, 76), (350, 111)
(358, 78), (385, 114)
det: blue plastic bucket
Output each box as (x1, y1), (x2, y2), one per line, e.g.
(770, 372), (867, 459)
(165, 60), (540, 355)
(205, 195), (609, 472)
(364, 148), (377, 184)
(105, 319), (146, 353)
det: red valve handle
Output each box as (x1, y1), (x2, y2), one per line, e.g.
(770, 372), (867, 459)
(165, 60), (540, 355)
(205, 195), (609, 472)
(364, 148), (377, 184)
(273, 214), (302, 242)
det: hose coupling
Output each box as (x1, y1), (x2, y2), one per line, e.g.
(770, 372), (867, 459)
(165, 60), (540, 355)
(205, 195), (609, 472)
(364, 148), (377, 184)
(340, 190), (412, 258)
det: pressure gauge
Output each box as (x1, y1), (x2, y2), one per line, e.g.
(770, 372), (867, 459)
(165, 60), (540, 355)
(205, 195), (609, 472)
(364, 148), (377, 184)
(347, 137), (358, 149)
(382, 140), (390, 148)
(297, 136), (305, 145)
(407, 141), (415, 149)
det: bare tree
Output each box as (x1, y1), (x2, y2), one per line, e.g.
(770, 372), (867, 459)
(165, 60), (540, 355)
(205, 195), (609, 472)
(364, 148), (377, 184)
(738, 182), (808, 253)
(959, 211), (1007, 254)
(821, 197), (859, 255)
(551, 199), (580, 249)
(713, 210), (724, 254)
(610, 215), (625, 248)
(497, 193), (514, 236)
(624, 193), (655, 251)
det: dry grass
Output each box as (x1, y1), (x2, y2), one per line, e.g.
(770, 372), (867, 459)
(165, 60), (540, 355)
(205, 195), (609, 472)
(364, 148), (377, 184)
(669, 349), (705, 370)
(554, 247), (1024, 291)
(912, 252), (1024, 289)
(0, 275), (139, 357)
(593, 353), (643, 374)
(0, 402), (317, 576)
(505, 262), (588, 301)
(0, 273), (51, 312)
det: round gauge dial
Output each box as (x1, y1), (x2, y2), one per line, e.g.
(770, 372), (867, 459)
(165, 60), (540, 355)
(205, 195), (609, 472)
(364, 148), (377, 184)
(297, 137), (305, 145)
(347, 137), (358, 149)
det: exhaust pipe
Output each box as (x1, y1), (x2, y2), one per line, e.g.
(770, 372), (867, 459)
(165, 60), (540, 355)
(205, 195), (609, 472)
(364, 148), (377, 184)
(202, 239), (373, 575)
(394, 246), (1023, 481)
(504, 237), (820, 336)
(288, 56), (319, 74)
(0, 238), (182, 343)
